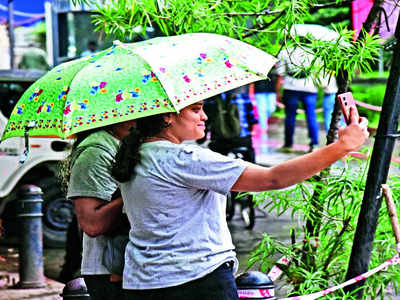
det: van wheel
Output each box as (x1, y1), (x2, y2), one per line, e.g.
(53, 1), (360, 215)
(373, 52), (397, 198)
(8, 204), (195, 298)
(35, 177), (74, 248)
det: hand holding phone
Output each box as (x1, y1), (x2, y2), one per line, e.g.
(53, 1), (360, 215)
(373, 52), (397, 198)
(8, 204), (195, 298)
(338, 92), (359, 125)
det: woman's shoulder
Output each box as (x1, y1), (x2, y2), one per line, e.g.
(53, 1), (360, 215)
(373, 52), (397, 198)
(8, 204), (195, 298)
(177, 143), (235, 164)
(142, 141), (216, 160)
(141, 141), (203, 152)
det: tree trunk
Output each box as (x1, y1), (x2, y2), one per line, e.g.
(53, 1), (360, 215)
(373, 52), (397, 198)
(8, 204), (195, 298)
(345, 12), (400, 298)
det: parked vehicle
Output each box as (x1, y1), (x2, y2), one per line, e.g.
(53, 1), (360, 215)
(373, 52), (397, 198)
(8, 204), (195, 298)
(0, 69), (74, 248)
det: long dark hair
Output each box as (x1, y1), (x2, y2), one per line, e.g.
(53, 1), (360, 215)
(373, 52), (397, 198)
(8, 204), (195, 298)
(111, 113), (170, 182)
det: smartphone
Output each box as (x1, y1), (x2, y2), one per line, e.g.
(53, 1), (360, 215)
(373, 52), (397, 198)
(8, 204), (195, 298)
(337, 92), (358, 125)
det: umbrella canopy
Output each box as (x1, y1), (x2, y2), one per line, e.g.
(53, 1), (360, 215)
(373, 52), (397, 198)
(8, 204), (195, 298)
(290, 24), (340, 42)
(1, 33), (277, 141)
(289, 24), (349, 48)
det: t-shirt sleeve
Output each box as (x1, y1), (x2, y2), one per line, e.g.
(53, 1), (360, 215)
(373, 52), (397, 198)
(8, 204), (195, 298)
(67, 147), (118, 201)
(168, 145), (247, 196)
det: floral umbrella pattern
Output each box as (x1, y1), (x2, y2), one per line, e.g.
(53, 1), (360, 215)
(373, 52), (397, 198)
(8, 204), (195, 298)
(1, 33), (277, 141)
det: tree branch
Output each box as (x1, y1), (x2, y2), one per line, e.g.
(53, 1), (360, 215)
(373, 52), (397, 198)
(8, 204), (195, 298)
(309, 0), (353, 12)
(242, 10), (285, 38)
(225, 0), (353, 18)
(224, 9), (282, 17)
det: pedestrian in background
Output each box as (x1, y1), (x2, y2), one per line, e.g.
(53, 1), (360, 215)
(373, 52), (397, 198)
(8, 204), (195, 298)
(253, 67), (278, 134)
(276, 46), (320, 152)
(208, 85), (258, 163)
(18, 42), (50, 71)
(111, 100), (368, 300)
(320, 75), (345, 133)
(81, 40), (98, 57)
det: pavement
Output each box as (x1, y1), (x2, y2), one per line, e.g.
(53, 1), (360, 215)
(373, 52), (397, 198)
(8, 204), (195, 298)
(0, 118), (399, 299)
(0, 246), (65, 299)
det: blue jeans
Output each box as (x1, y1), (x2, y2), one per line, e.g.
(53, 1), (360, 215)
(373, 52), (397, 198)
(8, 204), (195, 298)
(283, 90), (319, 147)
(323, 93), (345, 132)
(124, 262), (239, 300)
(255, 92), (276, 131)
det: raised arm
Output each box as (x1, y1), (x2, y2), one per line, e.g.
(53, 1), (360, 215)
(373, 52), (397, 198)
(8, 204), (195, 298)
(232, 108), (368, 192)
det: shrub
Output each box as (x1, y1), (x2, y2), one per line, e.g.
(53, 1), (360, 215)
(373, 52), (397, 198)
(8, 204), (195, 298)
(351, 83), (386, 129)
(248, 157), (400, 299)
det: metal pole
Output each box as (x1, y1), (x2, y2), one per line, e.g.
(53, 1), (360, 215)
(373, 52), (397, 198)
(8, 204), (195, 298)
(45, 1), (55, 67)
(344, 14), (400, 297)
(378, 48), (384, 74)
(7, 0), (15, 69)
(17, 185), (46, 288)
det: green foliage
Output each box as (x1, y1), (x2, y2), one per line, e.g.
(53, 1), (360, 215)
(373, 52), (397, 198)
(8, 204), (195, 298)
(248, 158), (400, 299)
(77, 0), (384, 82)
(358, 71), (389, 79)
(351, 83), (386, 128)
(31, 21), (47, 48)
(305, 6), (349, 28)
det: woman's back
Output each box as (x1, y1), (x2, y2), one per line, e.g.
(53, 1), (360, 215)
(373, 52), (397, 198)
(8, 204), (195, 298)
(120, 140), (246, 290)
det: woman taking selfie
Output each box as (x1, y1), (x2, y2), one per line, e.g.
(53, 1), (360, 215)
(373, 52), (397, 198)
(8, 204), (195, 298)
(112, 101), (368, 300)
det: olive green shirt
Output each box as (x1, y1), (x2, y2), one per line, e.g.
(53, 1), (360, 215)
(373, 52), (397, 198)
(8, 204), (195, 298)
(67, 130), (120, 275)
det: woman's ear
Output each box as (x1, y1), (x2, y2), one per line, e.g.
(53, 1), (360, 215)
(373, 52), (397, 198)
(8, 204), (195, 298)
(162, 113), (173, 125)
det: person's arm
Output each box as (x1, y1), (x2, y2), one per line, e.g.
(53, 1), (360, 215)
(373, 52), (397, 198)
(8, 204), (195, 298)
(73, 196), (123, 237)
(275, 75), (284, 104)
(232, 108), (368, 192)
(274, 54), (285, 104)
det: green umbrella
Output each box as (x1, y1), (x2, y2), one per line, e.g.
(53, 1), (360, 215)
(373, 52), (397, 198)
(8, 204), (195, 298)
(1, 33), (277, 141)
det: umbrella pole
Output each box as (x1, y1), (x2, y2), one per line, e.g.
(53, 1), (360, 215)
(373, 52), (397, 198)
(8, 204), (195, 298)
(7, 0), (15, 69)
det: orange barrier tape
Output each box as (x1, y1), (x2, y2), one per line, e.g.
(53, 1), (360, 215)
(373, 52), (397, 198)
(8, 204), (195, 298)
(279, 253), (400, 300)
(355, 100), (382, 112)
(265, 185), (399, 300)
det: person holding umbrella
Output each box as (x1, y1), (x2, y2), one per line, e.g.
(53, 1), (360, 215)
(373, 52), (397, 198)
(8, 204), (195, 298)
(64, 119), (135, 300)
(111, 101), (368, 300)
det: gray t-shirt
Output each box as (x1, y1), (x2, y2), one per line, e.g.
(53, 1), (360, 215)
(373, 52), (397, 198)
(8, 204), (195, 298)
(67, 130), (120, 275)
(120, 141), (247, 289)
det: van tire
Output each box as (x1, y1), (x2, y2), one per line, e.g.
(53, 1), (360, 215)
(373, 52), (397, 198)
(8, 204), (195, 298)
(35, 177), (73, 248)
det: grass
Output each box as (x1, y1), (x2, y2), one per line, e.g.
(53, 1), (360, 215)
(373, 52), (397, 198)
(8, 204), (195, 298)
(357, 71), (389, 79)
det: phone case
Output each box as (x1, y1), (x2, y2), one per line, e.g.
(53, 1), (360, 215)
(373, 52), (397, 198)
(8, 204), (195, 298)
(338, 92), (358, 125)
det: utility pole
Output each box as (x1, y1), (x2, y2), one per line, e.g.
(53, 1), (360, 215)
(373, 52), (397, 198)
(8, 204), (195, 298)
(7, 0), (15, 69)
(345, 14), (400, 298)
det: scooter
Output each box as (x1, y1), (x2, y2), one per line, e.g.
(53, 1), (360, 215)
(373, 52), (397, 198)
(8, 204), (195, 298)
(236, 271), (276, 299)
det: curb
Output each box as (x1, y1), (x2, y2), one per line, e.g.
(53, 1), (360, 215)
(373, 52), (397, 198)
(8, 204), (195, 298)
(0, 276), (64, 300)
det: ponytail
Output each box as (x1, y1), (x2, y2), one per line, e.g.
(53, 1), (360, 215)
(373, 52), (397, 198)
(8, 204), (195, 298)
(112, 114), (170, 182)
